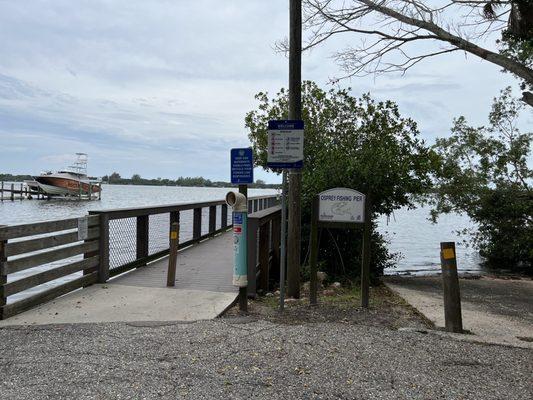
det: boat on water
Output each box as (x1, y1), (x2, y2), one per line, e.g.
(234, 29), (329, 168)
(34, 153), (101, 198)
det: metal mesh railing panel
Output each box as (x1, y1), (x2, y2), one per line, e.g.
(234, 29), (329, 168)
(109, 217), (137, 269)
(180, 210), (194, 242)
(149, 213), (170, 255)
(201, 207), (210, 235)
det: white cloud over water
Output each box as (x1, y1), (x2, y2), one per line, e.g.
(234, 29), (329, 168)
(0, 0), (525, 182)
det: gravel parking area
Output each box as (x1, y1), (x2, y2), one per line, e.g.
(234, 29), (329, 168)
(1, 318), (531, 399)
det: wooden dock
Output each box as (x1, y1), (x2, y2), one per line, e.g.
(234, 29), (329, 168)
(0, 194), (281, 323)
(0, 181), (102, 201)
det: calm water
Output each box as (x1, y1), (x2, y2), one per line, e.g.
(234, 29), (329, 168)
(0, 185), (482, 303)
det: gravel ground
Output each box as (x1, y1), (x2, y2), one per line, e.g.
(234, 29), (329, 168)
(1, 318), (531, 399)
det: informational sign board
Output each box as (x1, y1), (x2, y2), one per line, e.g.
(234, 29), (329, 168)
(230, 148), (254, 184)
(267, 120), (304, 169)
(309, 187), (371, 308)
(77, 217), (89, 240)
(318, 188), (365, 224)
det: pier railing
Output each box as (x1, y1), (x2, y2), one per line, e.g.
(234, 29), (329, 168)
(89, 195), (279, 279)
(247, 205), (282, 297)
(0, 216), (101, 319)
(0, 194), (279, 319)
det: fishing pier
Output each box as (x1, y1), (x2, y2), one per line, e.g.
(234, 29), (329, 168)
(0, 194), (280, 324)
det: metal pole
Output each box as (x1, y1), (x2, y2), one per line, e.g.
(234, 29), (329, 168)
(238, 184), (248, 313)
(287, 0), (303, 299)
(279, 170), (288, 311)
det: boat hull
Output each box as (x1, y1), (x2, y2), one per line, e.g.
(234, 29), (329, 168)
(35, 176), (100, 196)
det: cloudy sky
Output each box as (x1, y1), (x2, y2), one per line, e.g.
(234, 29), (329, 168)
(0, 0), (525, 183)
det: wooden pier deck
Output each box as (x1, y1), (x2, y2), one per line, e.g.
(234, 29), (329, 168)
(0, 195), (280, 325)
(0, 232), (236, 326)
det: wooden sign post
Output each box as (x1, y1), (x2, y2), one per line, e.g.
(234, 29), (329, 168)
(309, 188), (371, 308)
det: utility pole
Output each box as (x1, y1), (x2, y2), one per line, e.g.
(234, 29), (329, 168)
(287, 0), (302, 298)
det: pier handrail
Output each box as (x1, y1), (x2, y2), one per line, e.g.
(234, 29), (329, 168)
(247, 205), (282, 297)
(0, 194), (280, 320)
(89, 194), (280, 281)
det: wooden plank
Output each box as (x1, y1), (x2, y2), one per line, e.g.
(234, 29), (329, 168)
(247, 218), (259, 297)
(1, 256), (99, 297)
(5, 227), (99, 257)
(0, 215), (99, 240)
(221, 204), (228, 228)
(136, 215), (149, 260)
(193, 208), (202, 239)
(0, 272), (98, 320)
(270, 216), (281, 285)
(0, 229), (6, 313)
(3, 241), (99, 275)
(98, 214), (110, 283)
(87, 196), (278, 220)
(209, 205), (216, 233)
(258, 224), (270, 293)
(248, 205), (281, 224)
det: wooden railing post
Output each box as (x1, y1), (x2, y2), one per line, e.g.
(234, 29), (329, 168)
(167, 222), (179, 287)
(440, 242), (463, 333)
(270, 216), (281, 286)
(221, 204), (228, 228)
(193, 208), (202, 239)
(247, 218), (259, 297)
(208, 205), (216, 233)
(10, 183), (14, 201)
(98, 215), (110, 283)
(258, 224), (270, 293)
(136, 215), (149, 261)
(0, 227), (7, 319)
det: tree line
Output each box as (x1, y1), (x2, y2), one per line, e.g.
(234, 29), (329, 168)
(102, 172), (279, 189)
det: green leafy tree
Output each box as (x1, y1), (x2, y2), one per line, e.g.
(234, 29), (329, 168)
(108, 172), (122, 184)
(433, 87), (532, 272)
(131, 174), (142, 183)
(245, 81), (435, 280)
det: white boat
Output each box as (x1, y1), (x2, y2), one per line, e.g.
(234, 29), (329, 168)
(34, 153), (101, 197)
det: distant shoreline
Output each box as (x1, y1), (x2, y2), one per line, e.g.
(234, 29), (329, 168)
(0, 173), (281, 189)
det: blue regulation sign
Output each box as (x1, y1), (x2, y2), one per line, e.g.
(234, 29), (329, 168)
(230, 148), (254, 184)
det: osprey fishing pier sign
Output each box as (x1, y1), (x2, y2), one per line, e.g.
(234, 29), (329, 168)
(309, 188), (372, 308)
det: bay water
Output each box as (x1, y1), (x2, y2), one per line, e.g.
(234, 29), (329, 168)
(0, 184), (483, 303)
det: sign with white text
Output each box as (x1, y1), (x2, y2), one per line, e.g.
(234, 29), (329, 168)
(267, 120), (304, 169)
(230, 148), (254, 184)
(318, 188), (365, 223)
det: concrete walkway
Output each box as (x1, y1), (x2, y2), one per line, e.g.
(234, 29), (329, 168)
(0, 232), (237, 326)
(385, 275), (533, 348)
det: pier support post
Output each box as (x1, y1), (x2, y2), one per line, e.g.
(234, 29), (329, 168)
(440, 242), (463, 333)
(10, 184), (14, 201)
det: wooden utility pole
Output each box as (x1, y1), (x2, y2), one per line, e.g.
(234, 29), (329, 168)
(287, 0), (302, 299)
